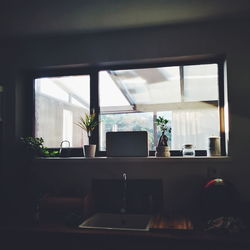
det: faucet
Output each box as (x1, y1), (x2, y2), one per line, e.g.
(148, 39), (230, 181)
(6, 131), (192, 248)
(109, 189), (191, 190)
(59, 140), (71, 157)
(120, 172), (127, 214)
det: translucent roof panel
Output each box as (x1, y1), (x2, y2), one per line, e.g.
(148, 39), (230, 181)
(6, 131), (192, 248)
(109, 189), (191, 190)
(35, 78), (69, 102)
(99, 71), (131, 108)
(36, 75), (90, 109)
(101, 67), (181, 109)
(183, 64), (218, 102)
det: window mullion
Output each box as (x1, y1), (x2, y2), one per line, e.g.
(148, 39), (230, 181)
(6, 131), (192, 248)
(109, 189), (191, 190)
(90, 70), (100, 148)
(180, 66), (184, 102)
(218, 62), (226, 156)
(153, 112), (158, 149)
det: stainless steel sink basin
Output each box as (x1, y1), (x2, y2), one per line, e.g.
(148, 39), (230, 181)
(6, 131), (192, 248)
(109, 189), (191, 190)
(78, 213), (152, 231)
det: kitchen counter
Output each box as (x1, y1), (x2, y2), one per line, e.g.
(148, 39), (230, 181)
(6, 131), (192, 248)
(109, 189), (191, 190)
(1, 215), (249, 250)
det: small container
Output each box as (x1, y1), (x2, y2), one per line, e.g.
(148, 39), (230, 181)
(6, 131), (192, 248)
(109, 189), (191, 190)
(208, 136), (221, 156)
(182, 144), (195, 157)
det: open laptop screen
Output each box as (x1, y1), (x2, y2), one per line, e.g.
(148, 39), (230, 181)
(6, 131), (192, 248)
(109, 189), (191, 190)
(106, 131), (148, 157)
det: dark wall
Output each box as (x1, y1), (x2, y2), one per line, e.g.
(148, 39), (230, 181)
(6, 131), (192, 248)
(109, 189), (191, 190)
(0, 18), (250, 218)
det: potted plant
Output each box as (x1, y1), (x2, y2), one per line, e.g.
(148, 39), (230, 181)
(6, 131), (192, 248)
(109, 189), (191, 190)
(20, 137), (59, 157)
(155, 116), (171, 157)
(75, 113), (99, 157)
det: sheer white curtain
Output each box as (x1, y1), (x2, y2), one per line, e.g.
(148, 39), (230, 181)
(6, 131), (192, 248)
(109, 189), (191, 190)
(63, 109), (73, 146)
(171, 107), (219, 150)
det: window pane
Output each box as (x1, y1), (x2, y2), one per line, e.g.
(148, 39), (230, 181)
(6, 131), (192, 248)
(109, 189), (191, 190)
(99, 71), (131, 109)
(99, 66), (179, 151)
(35, 75), (90, 147)
(183, 64), (218, 101)
(99, 63), (220, 151)
(100, 67), (180, 113)
(171, 107), (220, 150)
(100, 112), (154, 151)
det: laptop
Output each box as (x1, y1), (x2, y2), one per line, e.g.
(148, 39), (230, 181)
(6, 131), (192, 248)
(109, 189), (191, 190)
(106, 131), (148, 157)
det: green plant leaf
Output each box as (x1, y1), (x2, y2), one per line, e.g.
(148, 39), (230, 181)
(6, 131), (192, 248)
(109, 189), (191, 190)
(75, 112), (99, 135)
(155, 116), (169, 132)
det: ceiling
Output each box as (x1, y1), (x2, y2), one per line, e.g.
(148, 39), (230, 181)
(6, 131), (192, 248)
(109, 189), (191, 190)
(1, 0), (250, 39)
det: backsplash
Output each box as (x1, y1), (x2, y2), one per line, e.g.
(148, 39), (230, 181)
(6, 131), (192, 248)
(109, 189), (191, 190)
(92, 179), (163, 214)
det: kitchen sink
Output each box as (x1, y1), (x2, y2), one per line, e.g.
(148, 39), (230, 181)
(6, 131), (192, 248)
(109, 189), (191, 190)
(78, 213), (152, 231)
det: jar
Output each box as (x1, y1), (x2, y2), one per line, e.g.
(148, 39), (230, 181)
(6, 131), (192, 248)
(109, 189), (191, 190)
(208, 136), (221, 156)
(182, 144), (195, 157)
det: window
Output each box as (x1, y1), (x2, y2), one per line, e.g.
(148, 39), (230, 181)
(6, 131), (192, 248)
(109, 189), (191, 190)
(99, 64), (220, 152)
(33, 56), (227, 156)
(35, 75), (90, 147)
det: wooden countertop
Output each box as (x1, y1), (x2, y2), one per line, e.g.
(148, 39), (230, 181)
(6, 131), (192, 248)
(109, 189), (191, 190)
(1, 214), (249, 245)
(150, 214), (193, 231)
(0, 214), (193, 233)
(1, 213), (250, 250)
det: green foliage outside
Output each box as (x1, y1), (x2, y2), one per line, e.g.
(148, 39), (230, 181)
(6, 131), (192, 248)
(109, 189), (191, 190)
(101, 113), (154, 149)
(101, 112), (172, 150)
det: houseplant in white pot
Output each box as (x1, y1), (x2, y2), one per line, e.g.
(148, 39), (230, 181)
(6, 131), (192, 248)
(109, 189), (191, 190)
(75, 113), (99, 157)
(155, 116), (171, 157)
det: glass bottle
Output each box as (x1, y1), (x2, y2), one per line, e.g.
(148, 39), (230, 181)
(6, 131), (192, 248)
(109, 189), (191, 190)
(182, 144), (195, 157)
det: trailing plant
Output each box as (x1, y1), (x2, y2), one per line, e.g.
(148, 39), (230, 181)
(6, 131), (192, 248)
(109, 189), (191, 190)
(20, 137), (59, 157)
(75, 113), (99, 143)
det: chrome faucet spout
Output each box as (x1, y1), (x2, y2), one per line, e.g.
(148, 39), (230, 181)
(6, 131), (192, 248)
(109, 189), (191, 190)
(60, 140), (70, 151)
(121, 172), (127, 214)
(59, 140), (71, 157)
(122, 172), (127, 181)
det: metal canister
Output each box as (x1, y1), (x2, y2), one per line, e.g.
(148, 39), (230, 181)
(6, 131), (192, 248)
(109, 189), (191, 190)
(208, 136), (220, 156)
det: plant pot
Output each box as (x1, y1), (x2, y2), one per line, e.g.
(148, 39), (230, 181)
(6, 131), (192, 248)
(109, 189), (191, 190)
(155, 146), (170, 157)
(84, 144), (96, 158)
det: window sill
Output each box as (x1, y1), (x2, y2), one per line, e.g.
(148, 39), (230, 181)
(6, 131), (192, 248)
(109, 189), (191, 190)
(34, 156), (230, 163)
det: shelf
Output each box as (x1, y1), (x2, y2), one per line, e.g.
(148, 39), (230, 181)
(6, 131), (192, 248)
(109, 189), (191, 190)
(34, 156), (230, 164)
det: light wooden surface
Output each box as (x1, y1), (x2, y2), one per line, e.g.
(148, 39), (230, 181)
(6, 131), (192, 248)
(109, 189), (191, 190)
(150, 214), (193, 230)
